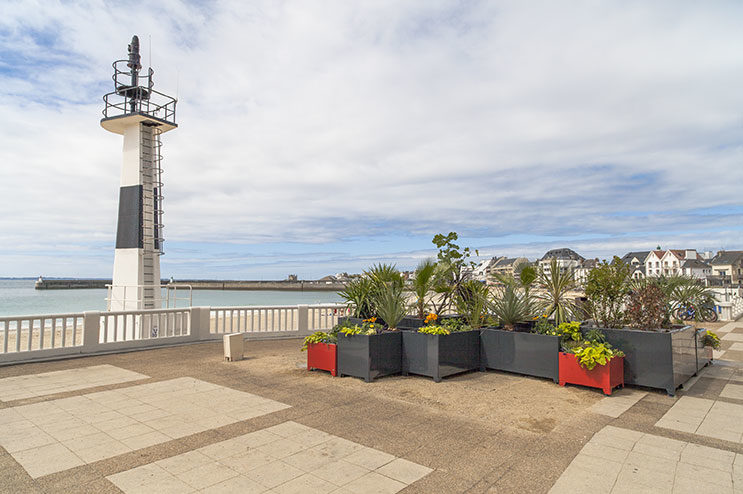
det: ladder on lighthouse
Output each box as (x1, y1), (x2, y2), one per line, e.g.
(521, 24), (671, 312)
(140, 124), (164, 309)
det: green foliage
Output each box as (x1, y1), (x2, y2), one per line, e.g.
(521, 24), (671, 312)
(301, 331), (337, 351)
(491, 284), (533, 331)
(537, 258), (577, 324)
(338, 277), (374, 318)
(584, 328), (607, 344)
(411, 259), (437, 319)
(669, 278), (717, 322)
(372, 283), (407, 330)
(441, 317), (471, 332)
(585, 257), (631, 328)
(455, 280), (490, 329)
(570, 341), (624, 370)
(533, 315), (555, 334)
(340, 324), (377, 336)
(626, 282), (668, 329)
(418, 325), (451, 335)
(557, 321), (582, 342)
(429, 232), (477, 315)
(518, 264), (538, 289)
(702, 331), (721, 349)
(366, 263), (404, 291)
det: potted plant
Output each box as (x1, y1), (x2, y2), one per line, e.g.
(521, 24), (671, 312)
(480, 284), (561, 382)
(589, 270), (713, 395)
(303, 327), (340, 377)
(401, 281), (484, 382)
(558, 329), (625, 395)
(337, 270), (407, 383)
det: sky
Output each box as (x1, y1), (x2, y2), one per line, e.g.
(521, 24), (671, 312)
(1, 0), (742, 279)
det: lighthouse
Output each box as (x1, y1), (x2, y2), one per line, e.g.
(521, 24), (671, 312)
(101, 36), (177, 314)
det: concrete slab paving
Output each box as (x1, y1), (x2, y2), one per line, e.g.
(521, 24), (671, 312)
(0, 377), (289, 478)
(0, 364), (148, 401)
(549, 425), (741, 493)
(590, 389), (647, 418)
(107, 421), (431, 493)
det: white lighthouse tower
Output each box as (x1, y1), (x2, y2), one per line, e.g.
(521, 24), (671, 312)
(101, 36), (177, 316)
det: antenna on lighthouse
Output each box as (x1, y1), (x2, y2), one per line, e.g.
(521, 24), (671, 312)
(101, 36), (179, 333)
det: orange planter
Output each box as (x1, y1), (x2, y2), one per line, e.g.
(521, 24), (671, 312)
(307, 343), (337, 376)
(558, 352), (624, 395)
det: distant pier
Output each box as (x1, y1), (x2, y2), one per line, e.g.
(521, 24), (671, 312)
(34, 278), (345, 291)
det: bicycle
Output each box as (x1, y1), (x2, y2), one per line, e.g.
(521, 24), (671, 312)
(675, 303), (718, 322)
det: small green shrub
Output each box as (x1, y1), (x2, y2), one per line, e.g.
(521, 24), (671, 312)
(702, 331), (721, 349)
(418, 325), (451, 335)
(533, 315), (555, 334)
(301, 331), (337, 351)
(441, 318), (471, 332)
(571, 341), (624, 370)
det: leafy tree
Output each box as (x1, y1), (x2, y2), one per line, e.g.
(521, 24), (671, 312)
(429, 232), (477, 315)
(585, 256), (631, 328)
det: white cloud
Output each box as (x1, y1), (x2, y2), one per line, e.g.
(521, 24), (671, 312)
(1, 1), (742, 277)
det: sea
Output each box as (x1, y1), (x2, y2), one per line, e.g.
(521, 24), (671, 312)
(0, 279), (343, 318)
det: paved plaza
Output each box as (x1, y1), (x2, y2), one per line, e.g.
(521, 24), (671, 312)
(0, 321), (741, 493)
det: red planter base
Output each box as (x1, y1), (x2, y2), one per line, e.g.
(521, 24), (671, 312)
(307, 343), (337, 376)
(559, 352), (624, 395)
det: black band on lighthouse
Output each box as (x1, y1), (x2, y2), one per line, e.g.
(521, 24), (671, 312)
(115, 185), (143, 249)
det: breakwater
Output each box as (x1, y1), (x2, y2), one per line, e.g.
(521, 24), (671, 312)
(34, 279), (345, 291)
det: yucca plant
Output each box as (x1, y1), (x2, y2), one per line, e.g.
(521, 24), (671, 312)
(455, 279), (489, 329)
(490, 284), (532, 331)
(411, 259), (437, 319)
(373, 282), (407, 330)
(338, 277), (374, 318)
(365, 263), (404, 291)
(537, 258), (577, 325)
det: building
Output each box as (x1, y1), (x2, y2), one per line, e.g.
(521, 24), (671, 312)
(621, 251), (650, 268)
(709, 251), (743, 284)
(490, 257), (529, 282)
(644, 249), (666, 277)
(538, 248), (585, 280)
(469, 257), (503, 282)
(680, 259), (712, 279)
(574, 258), (599, 286)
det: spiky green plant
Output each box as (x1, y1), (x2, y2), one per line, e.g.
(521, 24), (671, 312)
(490, 284), (532, 331)
(338, 277), (374, 318)
(537, 258), (577, 325)
(373, 282), (407, 330)
(411, 259), (437, 319)
(455, 279), (489, 329)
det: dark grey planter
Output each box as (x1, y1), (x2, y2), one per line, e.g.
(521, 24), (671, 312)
(337, 331), (402, 382)
(480, 328), (560, 382)
(401, 330), (480, 382)
(596, 325), (698, 396)
(397, 317), (425, 330)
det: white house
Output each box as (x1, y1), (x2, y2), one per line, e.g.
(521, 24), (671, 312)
(644, 249), (665, 277)
(539, 248), (584, 280)
(574, 258), (599, 286)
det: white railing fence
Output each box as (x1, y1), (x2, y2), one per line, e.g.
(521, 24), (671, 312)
(0, 303), (351, 365)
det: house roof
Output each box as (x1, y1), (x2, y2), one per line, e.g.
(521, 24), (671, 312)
(621, 251), (650, 264)
(581, 259), (599, 268)
(681, 259), (710, 270)
(494, 257), (522, 268)
(540, 248), (585, 262)
(710, 251), (743, 265)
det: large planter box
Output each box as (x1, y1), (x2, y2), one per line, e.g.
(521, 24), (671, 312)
(480, 328), (560, 382)
(401, 330), (480, 382)
(337, 331), (402, 382)
(595, 325), (697, 396)
(558, 352), (624, 395)
(306, 343), (337, 377)
(397, 317), (426, 330)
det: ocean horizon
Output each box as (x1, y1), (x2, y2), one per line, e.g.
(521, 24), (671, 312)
(0, 279), (343, 318)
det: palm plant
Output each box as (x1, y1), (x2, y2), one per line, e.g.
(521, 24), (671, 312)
(365, 263), (404, 291)
(490, 284), (532, 331)
(669, 277), (716, 321)
(410, 259), (437, 319)
(537, 258), (577, 324)
(338, 277), (374, 318)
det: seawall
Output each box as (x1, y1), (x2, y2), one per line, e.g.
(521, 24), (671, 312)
(34, 279), (345, 291)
